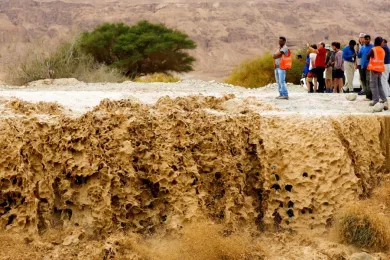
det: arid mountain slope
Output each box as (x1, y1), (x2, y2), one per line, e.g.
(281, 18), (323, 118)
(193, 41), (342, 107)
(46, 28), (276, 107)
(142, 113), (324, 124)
(1, 0), (390, 80)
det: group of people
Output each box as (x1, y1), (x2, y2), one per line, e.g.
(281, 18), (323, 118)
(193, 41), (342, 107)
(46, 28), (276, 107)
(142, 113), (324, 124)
(272, 35), (389, 110)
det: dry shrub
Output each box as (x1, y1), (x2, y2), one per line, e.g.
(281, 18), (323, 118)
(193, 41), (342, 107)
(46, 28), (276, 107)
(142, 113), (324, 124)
(372, 182), (390, 209)
(73, 63), (126, 83)
(334, 204), (390, 251)
(225, 53), (275, 88)
(3, 38), (126, 86)
(5, 39), (80, 85)
(225, 51), (305, 88)
(135, 73), (180, 83)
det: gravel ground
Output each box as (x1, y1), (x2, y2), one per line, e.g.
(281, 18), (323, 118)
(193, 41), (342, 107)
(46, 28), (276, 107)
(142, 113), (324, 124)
(0, 79), (389, 116)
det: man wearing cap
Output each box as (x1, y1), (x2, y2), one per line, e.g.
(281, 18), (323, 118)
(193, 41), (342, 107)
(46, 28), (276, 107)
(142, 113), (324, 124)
(356, 33), (366, 95)
(366, 36), (388, 110)
(359, 35), (374, 100)
(342, 40), (357, 93)
(381, 39), (390, 97)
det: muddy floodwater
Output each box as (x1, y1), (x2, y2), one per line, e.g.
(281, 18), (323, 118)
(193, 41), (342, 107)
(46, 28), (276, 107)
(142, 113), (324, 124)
(0, 79), (389, 259)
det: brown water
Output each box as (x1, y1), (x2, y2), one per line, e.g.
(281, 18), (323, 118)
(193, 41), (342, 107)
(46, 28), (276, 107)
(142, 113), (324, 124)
(0, 96), (389, 259)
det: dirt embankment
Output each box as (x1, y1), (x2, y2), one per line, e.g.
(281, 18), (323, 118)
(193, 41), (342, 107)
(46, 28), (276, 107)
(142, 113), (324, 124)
(0, 95), (389, 259)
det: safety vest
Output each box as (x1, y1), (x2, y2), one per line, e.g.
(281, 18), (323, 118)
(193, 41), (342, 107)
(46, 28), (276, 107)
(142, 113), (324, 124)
(274, 49), (292, 70)
(368, 46), (385, 72)
(280, 49), (292, 70)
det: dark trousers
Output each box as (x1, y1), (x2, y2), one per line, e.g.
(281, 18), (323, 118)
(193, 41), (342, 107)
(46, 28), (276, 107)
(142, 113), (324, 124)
(359, 67), (365, 90)
(370, 71), (388, 103)
(361, 67), (372, 99)
(315, 67), (325, 93)
(365, 68), (372, 99)
(388, 71), (390, 85)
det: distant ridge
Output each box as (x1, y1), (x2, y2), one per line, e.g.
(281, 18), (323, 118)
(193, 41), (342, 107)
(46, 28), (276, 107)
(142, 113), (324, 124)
(1, 0), (389, 80)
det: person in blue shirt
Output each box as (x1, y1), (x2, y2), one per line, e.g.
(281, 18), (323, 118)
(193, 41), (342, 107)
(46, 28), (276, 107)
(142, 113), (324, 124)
(300, 50), (312, 91)
(342, 40), (356, 93)
(358, 35), (374, 100)
(303, 54), (310, 76)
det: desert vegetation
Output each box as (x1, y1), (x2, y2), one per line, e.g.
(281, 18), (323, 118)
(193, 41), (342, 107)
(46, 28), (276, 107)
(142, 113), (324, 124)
(3, 20), (196, 85)
(79, 21), (196, 78)
(334, 182), (390, 252)
(225, 50), (305, 88)
(135, 73), (180, 83)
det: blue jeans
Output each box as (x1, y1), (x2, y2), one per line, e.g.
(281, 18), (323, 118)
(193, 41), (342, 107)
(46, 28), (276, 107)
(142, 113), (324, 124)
(275, 68), (289, 96)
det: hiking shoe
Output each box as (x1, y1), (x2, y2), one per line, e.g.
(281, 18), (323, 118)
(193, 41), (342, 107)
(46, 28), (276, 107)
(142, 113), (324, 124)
(276, 96), (289, 100)
(369, 101), (377, 106)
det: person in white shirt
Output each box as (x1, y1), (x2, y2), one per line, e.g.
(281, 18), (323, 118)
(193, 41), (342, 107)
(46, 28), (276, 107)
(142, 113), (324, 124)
(306, 44), (318, 92)
(355, 33), (366, 95)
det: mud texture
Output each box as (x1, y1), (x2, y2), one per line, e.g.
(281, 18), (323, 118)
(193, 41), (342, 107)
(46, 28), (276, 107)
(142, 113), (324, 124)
(0, 95), (389, 239)
(4, 99), (64, 115)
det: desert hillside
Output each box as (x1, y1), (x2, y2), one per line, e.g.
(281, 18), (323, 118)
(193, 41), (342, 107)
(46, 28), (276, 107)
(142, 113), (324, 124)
(1, 0), (390, 79)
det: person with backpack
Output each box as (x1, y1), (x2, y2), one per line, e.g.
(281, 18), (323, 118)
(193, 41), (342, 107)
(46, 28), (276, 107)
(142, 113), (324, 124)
(273, 36), (292, 100)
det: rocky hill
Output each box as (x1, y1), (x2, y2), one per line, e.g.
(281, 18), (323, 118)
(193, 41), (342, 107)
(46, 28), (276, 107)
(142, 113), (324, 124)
(1, 0), (390, 80)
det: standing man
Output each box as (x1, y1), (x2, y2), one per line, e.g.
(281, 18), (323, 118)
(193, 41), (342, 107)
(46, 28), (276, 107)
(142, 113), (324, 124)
(325, 45), (333, 93)
(273, 36), (291, 100)
(381, 39), (390, 97)
(356, 33), (366, 95)
(309, 42), (327, 93)
(366, 36), (388, 110)
(342, 40), (357, 93)
(359, 35), (374, 100)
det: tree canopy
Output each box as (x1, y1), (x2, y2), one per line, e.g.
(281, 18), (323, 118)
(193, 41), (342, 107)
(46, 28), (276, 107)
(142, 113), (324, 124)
(79, 21), (197, 77)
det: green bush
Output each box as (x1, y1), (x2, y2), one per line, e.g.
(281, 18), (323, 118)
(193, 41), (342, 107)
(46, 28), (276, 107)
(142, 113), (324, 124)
(225, 50), (305, 88)
(79, 21), (197, 78)
(287, 55), (305, 84)
(335, 206), (390, 251)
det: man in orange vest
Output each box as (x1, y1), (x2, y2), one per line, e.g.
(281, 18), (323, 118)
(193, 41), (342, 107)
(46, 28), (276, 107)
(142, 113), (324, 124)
(273, 36), (292, 100)
(366, 36), (388, 110)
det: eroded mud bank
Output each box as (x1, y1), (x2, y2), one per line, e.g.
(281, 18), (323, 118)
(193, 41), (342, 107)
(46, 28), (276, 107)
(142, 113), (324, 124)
(0, 96), (389, 238)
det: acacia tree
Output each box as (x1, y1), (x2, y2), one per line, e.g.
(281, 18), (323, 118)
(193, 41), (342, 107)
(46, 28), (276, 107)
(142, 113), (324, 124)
(79, 21), (196, 77)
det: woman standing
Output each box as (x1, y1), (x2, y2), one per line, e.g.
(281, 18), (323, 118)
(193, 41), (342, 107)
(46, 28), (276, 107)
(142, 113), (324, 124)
(333, 42), (344, 93)
(306, 44), (318, 92)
